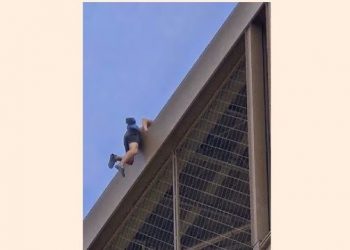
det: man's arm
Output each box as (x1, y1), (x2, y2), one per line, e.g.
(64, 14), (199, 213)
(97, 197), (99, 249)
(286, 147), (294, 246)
(141, 118), (153, 132)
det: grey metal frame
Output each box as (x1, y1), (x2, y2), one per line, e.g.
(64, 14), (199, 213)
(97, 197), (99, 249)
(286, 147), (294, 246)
(245, 18), (270, 250)
(172, 151), (181, 250)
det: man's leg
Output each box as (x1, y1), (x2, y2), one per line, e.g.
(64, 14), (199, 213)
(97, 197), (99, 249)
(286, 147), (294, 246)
(121, 142), (138, 166)
(116, 142), (138, 177)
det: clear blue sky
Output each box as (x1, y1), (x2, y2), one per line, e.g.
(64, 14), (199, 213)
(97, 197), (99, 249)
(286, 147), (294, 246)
(84, 2), (237, 217)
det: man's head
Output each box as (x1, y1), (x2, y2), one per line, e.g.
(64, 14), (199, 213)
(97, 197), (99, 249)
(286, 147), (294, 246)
(126, 117), (136, 125)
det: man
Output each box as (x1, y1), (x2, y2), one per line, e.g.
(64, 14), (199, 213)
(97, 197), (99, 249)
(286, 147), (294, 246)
(108, 117), (153, 177)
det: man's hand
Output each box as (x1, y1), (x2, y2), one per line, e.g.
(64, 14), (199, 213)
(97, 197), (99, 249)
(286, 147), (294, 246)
(142, 118), (153, 132)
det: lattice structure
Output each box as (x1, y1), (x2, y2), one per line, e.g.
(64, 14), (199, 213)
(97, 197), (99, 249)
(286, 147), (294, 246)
(104, 56), (251, 250)
(104, 161), (174, 250)
(176, 57), (252, 249)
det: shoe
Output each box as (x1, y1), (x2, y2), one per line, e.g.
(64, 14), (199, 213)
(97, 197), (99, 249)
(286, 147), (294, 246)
(108, 154), (116, 168)
(115, 164), (125, 177)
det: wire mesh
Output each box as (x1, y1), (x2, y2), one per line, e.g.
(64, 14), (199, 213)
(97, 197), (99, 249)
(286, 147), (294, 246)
(103, 53), (251, 250)
(104, 160), (174, 250)
(176, 56), (252, 250)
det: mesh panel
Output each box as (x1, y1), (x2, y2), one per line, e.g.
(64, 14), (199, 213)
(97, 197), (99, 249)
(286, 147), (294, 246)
(104, 161), (174, 250)
(104, 54), (251, 250)
(177, 56), (252, 250)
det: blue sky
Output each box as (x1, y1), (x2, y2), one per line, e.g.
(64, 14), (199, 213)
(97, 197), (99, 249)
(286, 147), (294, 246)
(84, 2), (237, 217)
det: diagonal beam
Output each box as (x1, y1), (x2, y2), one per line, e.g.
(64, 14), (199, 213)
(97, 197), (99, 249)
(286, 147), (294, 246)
(189, 224), (251, 250)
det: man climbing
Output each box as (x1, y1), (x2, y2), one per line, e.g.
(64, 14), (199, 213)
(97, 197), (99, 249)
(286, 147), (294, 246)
(108, 117), (153, 177)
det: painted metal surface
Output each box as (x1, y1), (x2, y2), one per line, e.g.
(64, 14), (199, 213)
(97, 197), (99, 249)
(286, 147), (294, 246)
(246, 23), (270, 249)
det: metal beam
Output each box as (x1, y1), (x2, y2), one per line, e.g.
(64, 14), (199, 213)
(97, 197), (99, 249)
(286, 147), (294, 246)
(173, 152), (181, 250)
(264, 3), (271, 228)
(260, 231), (271, 250)
(245, 22), (269, 249)
(189, 224), (250, 250)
